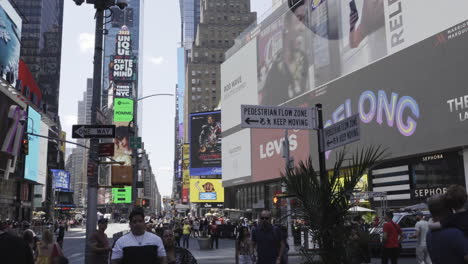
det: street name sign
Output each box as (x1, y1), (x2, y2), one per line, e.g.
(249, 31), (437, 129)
(72, 125), (116, 139)
(241, 105), (316, 130)
(324, 114), (360, 151)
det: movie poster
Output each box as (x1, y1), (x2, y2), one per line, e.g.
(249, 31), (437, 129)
(189, 111), (222, 176)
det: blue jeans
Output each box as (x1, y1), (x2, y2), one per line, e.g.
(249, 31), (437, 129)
(182, 234), (190, 248)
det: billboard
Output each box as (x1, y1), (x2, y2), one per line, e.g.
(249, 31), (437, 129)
(24, 107), (42, 183)
(38, 120), (48, 184)
(182, 143), (190, 203)
(0, 92), (26, 164)
(114, 98), (134, 122)
(222, 129), (252, 187)
(0, 1), (22, 85)
(221, 38), (258, 131)
(51, 170), (70, 191)
(112, 82), (133, 98)
(293, 20), (468, 168)
(189, 179), (224, 203)
(113, 123), (132, 165)
(189, 111), (222, 176)
(112, 186), (132, 203)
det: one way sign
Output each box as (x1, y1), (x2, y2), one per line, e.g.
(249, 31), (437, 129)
(72, 125), (116, 139)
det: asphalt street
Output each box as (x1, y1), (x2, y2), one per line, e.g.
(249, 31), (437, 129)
(63, 225), (416, 264)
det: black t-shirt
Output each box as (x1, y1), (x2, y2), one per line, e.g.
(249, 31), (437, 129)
(441, 210), (468, 236)
(0, 231), (34, 264)
(251, 225), (284, 263)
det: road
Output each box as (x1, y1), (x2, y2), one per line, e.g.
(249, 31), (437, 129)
(63, 224), (416, 264)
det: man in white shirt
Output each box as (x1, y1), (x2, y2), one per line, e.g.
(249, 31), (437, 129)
(412, 211), (432, 264)
(112, 208), (167, 264)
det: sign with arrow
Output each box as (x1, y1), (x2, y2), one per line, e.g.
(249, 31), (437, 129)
(241, 105), (316, 130)
(72, 125), (116, 139)
(323, 115), (360, 151)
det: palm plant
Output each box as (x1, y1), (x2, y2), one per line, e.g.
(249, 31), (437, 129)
(282, 146), (385, 264)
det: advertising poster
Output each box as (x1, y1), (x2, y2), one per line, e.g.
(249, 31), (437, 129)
(0, 1), (22, 85)
(222, 129), (252, 187)
(257, 2), (315, 106)
(24, 107), (42, 182)
(112, 186), (132, 204)
(113, 122), (132, 165)
(0, 92), (26, 168)
(189, 111), (222, 176)
(112, 82), (133, 98)
(114, 98), (134, 122)
(182, 159), (190, 204)
(51, 170), (70, 191)
(110, 56), (136, 82)
(189, 179), (224, 203)
(221, 38), (258, 131)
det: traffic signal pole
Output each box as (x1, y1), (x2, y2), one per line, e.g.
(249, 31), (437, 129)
(85, 4), (104, 264)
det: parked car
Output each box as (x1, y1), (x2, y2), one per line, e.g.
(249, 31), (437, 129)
(369, 211), (431, 256)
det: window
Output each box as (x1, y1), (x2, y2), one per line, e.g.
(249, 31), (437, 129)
(191, 70), (196, 76)
(212, 80), (216, 85)
(191, 79), (196, 84)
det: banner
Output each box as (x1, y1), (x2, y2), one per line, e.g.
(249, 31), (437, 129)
(189, 111), (222, 176)
(51, 170), (70, 191)
(189, 179), (224, 203)
(114, 98), (134, 122)
(112, 186), (132, 204)
(222, 129), (252, 187)
(0, 92), (26, 168)
(113, 122), (132, 165)
(112, 82), (133, 98)
(24, 107), (42, 183)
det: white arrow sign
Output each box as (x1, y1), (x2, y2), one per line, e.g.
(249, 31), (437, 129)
(72, 125), (116, 139)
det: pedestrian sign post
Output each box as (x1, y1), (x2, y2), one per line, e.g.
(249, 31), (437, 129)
(323, 115), (360, 151)
(241, 105), (316, 130)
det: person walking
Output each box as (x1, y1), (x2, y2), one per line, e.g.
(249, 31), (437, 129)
(0, 221), (34, 264)
(209, 220), (220, 249)
(236, 227), (254, 264)
(36, 229), (63, 264)
(111, 208), (167, 264)
(56, 221), (65, 249)
(192, 219), (200, 237)
(381, 212), (403, 264)
(162, 228), (197, 264)
(251, 210), (286, 264)
(182, 220), (191, 249)
(426, 194), (468, 263)
(410, 212), (431, 264)
(173, 223), (182, 247)
(89, 218), (111, 264)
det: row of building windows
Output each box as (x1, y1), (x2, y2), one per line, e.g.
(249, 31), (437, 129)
(191, 78), (216, 85)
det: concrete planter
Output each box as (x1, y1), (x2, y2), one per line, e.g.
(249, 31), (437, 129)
(197, 237), (211, 250)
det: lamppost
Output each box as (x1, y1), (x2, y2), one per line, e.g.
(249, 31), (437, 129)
(72, 1), (127, 263)
(130, 93), (174, 210)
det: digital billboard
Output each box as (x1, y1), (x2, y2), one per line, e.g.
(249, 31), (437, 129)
(189, 111), (222, 176)
(0, 1), (22, 85)
(114, 98), (134, 122)
(51, 170), (70, 191)
(113, 123), (132, 165)
(222, 129), (252, 187)
(112, 186), (132, 204)
(24, 107), (42, 183)
(189, 179), (224, 203)
(0, 92), (26, 166)
(182, 143), (190, 203)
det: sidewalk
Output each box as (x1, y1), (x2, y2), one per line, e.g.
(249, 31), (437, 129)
(184, 237), (236, 261)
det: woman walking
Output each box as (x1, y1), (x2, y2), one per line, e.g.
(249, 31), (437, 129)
(35, 230), (63, 264)
(235, 227), (254, 264)
(162, 228), (197, 264)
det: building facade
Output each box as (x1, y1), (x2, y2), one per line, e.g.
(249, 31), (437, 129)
(220, 0), (468, 218)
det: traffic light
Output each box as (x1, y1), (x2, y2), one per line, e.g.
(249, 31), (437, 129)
(142, 199), (149, 207)
(22, 136), (29, 155)
(273, 195), (279, 207)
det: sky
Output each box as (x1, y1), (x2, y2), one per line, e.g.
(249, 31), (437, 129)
(59, 0), (272, 197)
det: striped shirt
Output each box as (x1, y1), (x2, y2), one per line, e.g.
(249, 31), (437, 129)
(112, 231), (166, 263)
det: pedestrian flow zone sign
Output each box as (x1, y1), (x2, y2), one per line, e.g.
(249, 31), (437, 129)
(323, 115), (360, 151)
(241, 105), (316, 130)
(72, 125), (116, 139)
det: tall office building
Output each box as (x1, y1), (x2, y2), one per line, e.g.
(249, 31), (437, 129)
(180, 0), (201, 55)
(11, 0), (64, 120)
(68, 79), (93, 208)
(185, 0), (256, 116)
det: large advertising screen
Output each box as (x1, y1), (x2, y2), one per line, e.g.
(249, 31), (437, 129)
(113, 122), (132, 165)
(182, 143), (190, 203)
(0, 92), (26, 168)
(222, 129), (252, 187)
(189, 179), (224, 203)
(24, 107), (42, 183)
(0, 1), (22, 85)
(51, 170), (70, 191)
(294, 20), (468, 168)
(221, 39), (258, 131)
(189, 111), (222, 176)
(114, 98), (134, 122)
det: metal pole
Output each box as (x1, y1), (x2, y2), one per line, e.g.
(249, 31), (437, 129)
(282, 129), (295, 251)
(315, 104), (327, 185)
(131, 95), (139, 210)
(85, 6), (104, 264)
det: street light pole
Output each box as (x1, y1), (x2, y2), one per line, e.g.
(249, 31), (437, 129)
(85, 3), (104, 264)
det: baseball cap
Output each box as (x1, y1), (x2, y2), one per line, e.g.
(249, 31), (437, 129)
(98, 218), (108, 224)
